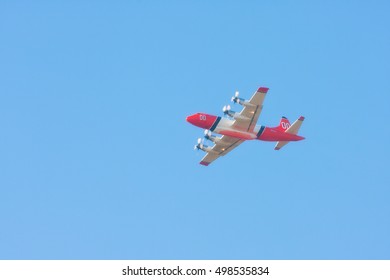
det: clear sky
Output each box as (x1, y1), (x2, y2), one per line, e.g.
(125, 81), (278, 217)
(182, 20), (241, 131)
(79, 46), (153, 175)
(1, 1), (389, 259)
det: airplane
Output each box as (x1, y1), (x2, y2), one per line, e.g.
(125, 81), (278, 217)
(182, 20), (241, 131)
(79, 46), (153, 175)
(186, 87), (305, 166)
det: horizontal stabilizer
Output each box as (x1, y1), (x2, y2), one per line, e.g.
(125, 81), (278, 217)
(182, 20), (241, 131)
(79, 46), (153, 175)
(274, 141), (289, 150)
(285, 116), (305, 135)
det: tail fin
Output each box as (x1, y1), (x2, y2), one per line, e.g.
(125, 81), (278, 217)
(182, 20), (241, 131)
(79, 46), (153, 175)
(277, 116), (291, 131)
(274, 116), (305, 150)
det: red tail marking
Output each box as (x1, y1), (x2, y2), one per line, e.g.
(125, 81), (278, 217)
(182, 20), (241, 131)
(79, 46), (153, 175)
(278, 117), (291, 131)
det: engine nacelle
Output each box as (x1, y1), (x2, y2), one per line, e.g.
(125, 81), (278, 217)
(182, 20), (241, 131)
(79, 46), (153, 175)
(195, 143), (213, 153)
(204, 129), (221, 143)
(236, 98), (253, 107)
(194, 138), (214, 153)
(231, 91), (255, 107)
(222, 105), (236, 118)
(223, 105), (249, 120)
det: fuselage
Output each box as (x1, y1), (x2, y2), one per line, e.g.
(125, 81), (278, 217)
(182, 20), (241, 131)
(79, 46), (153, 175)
(186, 113), (305, 142)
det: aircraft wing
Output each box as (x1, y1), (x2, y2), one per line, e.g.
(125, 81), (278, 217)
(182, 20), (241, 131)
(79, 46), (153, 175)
(233, 87), (269, 132)
(200, 136), (244, 166)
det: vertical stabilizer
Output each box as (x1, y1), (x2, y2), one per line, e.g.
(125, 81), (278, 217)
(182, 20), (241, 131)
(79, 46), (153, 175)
(278, 116), (291, 131)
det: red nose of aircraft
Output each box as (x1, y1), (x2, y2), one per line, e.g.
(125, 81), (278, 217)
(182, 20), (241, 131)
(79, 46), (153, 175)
(186, 113), (218, 129)
(186, 114), (198, 125)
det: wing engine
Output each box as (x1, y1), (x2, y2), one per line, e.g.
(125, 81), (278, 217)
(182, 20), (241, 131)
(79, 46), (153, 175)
(204, 129), (222, 143)
(194, 138), (215, 153)
(222, 105), (249, 120)
(231, 91), (254, 107)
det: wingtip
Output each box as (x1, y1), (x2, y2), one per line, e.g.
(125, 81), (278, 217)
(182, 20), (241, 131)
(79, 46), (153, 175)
(299, 116), (305, 121)
(258, 87), (269, 93)
(200, 161), (210, 166)
(274, 147), (280, 150)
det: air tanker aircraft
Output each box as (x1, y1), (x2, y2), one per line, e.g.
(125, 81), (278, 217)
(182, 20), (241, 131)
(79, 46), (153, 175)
(186, 87), (305, 166)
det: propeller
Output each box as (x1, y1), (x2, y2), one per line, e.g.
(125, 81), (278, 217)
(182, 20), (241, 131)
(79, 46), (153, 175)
(194, 138), (203, 150)
(231, 91), (240, 103)
(204, 129), (211, 137)
(222, 105), (231, 114)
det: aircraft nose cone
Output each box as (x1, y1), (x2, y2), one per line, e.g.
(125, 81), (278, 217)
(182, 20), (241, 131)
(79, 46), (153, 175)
(186, 114), (196, 124)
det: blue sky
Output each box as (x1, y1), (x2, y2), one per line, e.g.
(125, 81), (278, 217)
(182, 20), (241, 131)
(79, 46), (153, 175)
(1, 1), (389, 259)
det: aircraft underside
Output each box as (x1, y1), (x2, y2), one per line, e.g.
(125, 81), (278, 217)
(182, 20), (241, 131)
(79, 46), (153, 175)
(186, 87), (305, 165)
